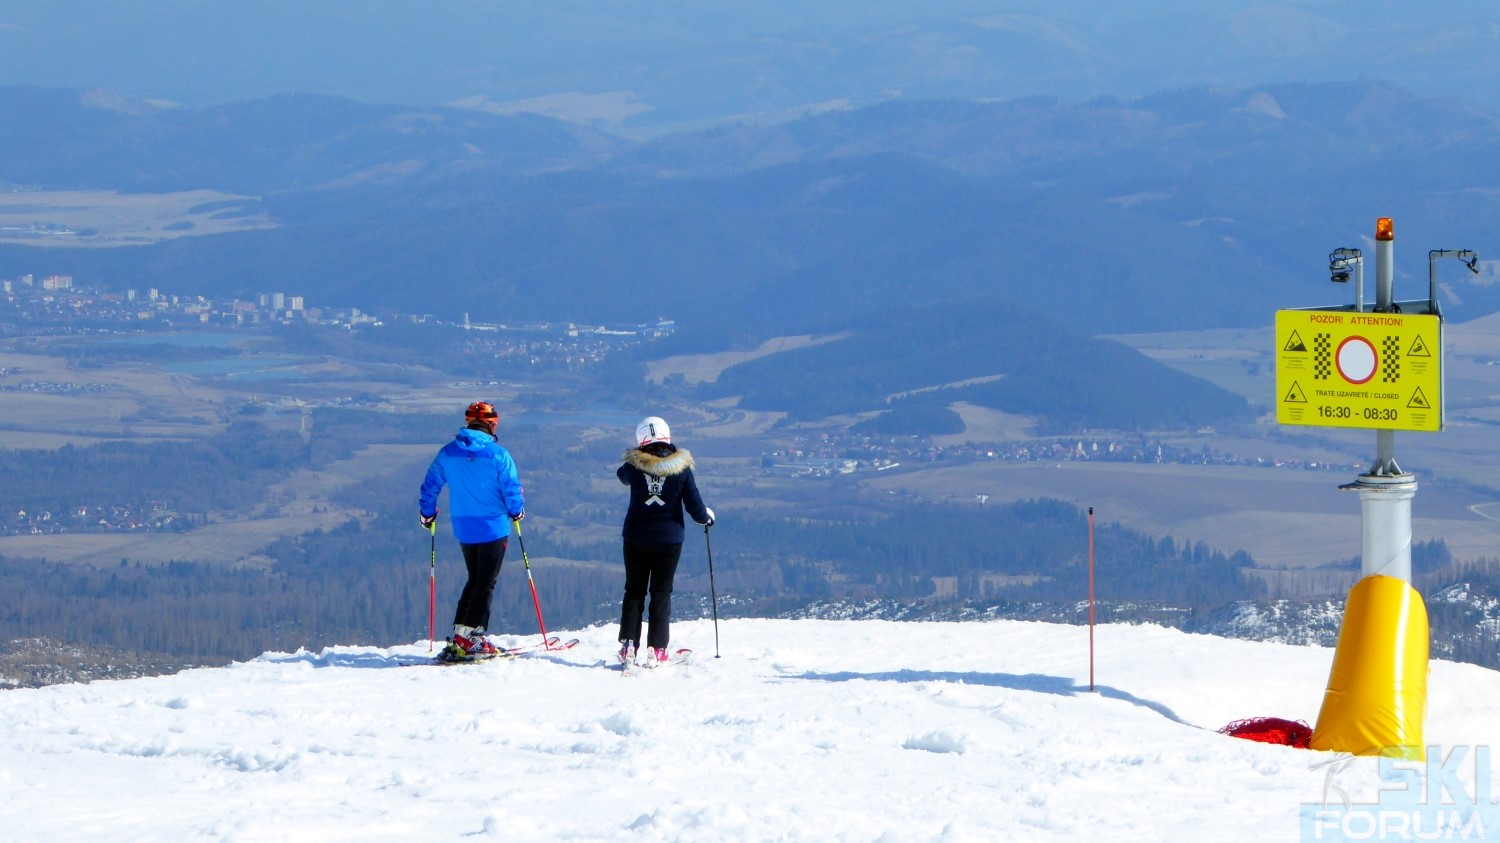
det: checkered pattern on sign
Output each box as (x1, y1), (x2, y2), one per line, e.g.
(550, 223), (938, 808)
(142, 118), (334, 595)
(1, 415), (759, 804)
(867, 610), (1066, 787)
(1313, 333), (1332, 380)
(1381, 336), (1401, 383)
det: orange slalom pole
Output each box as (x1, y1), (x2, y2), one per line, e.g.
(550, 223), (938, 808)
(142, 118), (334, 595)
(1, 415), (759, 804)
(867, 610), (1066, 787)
(1088, 506), (1096, 692)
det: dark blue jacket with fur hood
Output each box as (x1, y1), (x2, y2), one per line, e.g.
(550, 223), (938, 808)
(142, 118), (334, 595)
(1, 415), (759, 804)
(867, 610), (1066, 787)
(617, 445), (711, 544)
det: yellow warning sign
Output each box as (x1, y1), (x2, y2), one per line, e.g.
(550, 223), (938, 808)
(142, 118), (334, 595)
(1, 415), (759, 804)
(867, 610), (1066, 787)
(1275, 309), (1442, 431)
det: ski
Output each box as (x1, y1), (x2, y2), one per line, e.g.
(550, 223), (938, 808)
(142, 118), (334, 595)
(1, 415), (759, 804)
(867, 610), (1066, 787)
(535, 636), (582, 653)
(649, 648), (692, 670)
(621, 647), (691, 675)
(428, 648), (519, 666)
(403, 636), (579, 666)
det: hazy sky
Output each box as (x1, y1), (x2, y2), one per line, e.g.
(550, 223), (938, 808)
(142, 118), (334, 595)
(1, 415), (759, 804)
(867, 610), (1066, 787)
(2, 2), (1498, 131)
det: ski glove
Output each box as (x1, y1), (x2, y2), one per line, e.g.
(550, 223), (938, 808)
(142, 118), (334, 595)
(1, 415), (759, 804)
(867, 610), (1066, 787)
(419, 510), (437, 529)
(511, 510), (525, 522)
(700, 507), (716, 528)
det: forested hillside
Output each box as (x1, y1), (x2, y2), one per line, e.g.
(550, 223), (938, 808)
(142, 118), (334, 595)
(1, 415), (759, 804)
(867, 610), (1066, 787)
(708, 298), (1253, 431)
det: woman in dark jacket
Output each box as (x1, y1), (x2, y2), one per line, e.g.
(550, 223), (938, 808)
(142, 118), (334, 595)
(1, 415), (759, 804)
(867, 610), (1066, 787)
(616, 415), (714, 667)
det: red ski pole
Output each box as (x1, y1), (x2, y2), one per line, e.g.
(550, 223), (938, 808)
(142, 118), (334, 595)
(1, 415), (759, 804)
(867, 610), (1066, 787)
(513, 519), (554, 649)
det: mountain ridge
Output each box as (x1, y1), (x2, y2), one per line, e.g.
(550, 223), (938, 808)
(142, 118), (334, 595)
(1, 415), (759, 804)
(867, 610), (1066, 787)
(3, 81), (1497, 436)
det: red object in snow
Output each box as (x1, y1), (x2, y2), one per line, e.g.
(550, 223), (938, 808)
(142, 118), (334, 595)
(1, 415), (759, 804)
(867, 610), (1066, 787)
(1219, 717), (1313, 749)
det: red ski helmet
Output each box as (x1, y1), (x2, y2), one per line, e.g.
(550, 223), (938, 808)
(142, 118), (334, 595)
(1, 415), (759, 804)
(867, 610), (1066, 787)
(464, 401), (499, 435)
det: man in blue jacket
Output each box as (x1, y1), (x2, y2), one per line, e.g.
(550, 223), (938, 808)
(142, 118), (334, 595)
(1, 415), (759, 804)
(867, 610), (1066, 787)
(419, 401), (525, 660)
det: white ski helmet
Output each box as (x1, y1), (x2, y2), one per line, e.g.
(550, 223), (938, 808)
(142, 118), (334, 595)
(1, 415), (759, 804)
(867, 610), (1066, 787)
(635, 416), (671, 446)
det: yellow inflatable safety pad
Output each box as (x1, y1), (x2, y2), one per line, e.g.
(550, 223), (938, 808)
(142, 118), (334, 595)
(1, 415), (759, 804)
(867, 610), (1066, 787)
(1310, 574), (1429, 759)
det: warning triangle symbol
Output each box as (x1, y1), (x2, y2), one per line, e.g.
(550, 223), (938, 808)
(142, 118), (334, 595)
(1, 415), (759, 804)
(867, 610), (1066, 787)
(1283, 381), (1308, 403)
(1407, 335), (1431, 357)
(1283, 331), (1307, 353)
(1407, 387), (1431, 409)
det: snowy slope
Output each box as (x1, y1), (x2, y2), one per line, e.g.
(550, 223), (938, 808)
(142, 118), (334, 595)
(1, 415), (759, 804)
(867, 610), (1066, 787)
(2, 619), (1498, 842)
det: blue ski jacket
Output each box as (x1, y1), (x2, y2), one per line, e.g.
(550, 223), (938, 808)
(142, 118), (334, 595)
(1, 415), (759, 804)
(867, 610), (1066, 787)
(419, 428), (525, 544)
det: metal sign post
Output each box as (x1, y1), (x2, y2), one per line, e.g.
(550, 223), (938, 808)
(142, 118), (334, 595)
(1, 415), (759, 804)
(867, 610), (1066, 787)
(1287, 217), (1479, 758)
(1344, 220), (1416, 581)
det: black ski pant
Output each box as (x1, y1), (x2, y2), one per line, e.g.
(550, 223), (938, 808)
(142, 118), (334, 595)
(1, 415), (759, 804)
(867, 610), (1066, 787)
(618, 539), (682, 650)
(453, 538), (507, 631)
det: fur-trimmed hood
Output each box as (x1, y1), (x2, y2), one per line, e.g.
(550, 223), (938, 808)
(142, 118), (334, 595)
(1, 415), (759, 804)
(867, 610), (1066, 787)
(621, 447), (694, 477)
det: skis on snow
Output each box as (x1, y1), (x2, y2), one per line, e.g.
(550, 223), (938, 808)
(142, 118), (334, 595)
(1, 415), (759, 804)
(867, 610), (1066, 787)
(620, 647), (692, 676)
(404, 636), (579, 666)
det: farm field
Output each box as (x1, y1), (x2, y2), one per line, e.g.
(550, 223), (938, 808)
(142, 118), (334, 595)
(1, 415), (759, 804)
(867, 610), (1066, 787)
(0, 189), (274, 247)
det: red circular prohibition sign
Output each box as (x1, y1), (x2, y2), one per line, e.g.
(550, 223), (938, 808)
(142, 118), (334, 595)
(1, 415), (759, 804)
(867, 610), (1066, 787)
(1336, 335), (1378, 385)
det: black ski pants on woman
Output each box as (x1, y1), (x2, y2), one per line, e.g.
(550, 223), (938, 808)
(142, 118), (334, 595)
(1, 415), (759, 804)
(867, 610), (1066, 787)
(454, 538), (507, 631)
(618, 539), (682, 649)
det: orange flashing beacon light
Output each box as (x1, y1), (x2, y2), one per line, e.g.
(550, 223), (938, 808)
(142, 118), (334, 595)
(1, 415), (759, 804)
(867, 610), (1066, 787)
(1375, 217), (1394, 241)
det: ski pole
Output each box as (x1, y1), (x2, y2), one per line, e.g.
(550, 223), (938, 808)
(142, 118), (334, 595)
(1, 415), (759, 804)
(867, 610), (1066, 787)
(705, 523), (720, 659)
(428, 520), (437, 652)
(513, 519), (555, 650)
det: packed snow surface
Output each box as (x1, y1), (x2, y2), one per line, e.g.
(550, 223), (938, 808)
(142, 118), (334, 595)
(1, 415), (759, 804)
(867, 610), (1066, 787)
(2, 619), (1498, 842)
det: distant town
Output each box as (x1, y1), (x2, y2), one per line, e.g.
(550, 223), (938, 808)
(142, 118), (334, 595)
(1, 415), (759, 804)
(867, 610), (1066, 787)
(0, 268), (675, 342)
(0, 272), (379, 331)
(760, 430), (1365, 481)
(6, 502), (184, 538)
